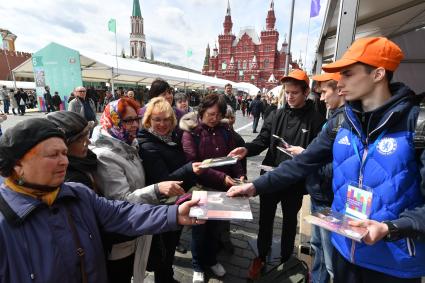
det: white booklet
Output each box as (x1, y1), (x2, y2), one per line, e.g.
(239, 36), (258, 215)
(304, 207), (368, 242)
(189, 191), (253, 220)
(199, 156), (238, 168)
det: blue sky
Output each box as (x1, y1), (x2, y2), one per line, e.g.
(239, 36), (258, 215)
(0, 0), (327, 72)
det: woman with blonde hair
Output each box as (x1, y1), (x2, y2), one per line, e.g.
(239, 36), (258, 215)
(139, 97), (203, 283)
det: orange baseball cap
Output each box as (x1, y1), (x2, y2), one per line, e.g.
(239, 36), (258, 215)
(280, 69), (309, 85)
(312, 72), (341, 82)
(322, 37), (404, 73)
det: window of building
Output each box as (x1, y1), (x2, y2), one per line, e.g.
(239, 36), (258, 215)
(264, 59), (269, 69)
(243, 60), (247, 70)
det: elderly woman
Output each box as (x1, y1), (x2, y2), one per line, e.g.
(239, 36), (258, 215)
(138, 97), (202, 283)
(0, 118), (201, 283)
(46, 111), (97, 190)
(91, 97), (186, 283)
(180, 93), (245, 283)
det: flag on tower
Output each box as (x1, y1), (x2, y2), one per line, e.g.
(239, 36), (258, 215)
(108, 18), (116, 33)
(310, 0), (321, 17)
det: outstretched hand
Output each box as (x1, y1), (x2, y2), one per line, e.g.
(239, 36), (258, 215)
(285, 146), (305, 156)
(349, 219), (388, 245)
(228, 147), (248, 160)
(227, 182), (256, 197)
(177, 198), (206, 226)
(157, 181), (185, 197)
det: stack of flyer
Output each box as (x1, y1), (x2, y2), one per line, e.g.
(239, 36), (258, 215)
(199, 156), (238, 169)
(189, 191), (253, 220)
(304, 207), (368, 242)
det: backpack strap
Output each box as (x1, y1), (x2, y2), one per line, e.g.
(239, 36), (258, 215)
(414, 107), (425, 149)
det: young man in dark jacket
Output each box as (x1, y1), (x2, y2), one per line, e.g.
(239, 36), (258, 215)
(241, 69), (325, 279)
(228, 37), (425, 282)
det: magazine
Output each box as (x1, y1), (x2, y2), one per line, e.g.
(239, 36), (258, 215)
(189, 191), (253, 220)
(199, 156), (238, 168)
(304, 207), (368, 242)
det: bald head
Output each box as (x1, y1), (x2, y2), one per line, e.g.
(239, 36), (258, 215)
(74, 86), (86, 99)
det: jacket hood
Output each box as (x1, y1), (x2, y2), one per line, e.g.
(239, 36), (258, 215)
(179, 111), (230, 132)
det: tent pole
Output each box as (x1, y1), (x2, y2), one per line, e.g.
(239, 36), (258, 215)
(111, 67), (115, 97)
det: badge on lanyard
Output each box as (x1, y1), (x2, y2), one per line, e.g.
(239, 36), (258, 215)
(345, 183), (373, 220)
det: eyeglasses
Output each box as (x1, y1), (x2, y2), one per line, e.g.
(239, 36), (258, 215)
(205, 112), (222, 119)
(122, 117), (142, 125)
(151, 117), (172, 124)
(77, 90), (86, 93)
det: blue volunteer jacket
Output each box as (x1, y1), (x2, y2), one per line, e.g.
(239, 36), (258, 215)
(253, 83), (425, 278)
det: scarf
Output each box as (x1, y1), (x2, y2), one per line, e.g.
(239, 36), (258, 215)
(147, 128), (174, 145)
(5, 177), (59, 206)
(100, 99), (141, 144)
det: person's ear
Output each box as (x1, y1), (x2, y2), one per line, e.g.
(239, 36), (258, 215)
(13, 161), (24, 178)
(373, 67), (386, 83)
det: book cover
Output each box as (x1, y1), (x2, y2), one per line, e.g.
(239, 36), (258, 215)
(304, 207), (368, 242)
(199, 156), (238, 168)
(189, 191), (253, 220)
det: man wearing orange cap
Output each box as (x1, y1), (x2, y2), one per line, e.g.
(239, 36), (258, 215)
(228, 37), (425, 282)
(230, 69), (325, 279)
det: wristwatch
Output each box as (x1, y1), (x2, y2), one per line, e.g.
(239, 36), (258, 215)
(383, 221), (400, 242)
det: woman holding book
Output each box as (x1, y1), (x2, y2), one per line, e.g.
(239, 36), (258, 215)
(138, 97), (203, 283)
(180, 93), (244, 283)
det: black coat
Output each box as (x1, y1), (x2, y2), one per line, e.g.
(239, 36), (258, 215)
(138, 129), (197, 191)
(65, 149), (98, 191)
(250, 98), (264, 117)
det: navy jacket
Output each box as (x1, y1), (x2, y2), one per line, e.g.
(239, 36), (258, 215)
(0, 182), (179, 283)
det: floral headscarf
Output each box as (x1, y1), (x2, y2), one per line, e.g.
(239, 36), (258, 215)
(100, 99), (142, 144)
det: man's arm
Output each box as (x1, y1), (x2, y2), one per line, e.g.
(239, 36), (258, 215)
(253, 126), (333, 194)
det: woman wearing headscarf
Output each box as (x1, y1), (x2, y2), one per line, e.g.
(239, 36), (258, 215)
(0, 118), (202, 283)
(138, 97), (202, 283)
(91, 97), (186, 283)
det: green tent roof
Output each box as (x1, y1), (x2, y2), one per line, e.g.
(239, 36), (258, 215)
(132, 0), (142, 17)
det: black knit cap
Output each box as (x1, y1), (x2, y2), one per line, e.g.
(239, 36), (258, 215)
(0, 118), (65, 177)
(46, 111), (90, 143)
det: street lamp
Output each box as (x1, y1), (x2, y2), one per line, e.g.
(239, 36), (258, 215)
(1, 31), (17, 89)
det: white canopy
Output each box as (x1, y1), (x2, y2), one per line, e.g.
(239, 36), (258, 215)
(233, 82), (261, 96)
(314, 0), (425, 93)
(0, 80), (35, 90)
(12, 43), (235, 90)
(267, 85), (283, 97)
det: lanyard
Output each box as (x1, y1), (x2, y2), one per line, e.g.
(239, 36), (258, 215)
(351, 130), (387, 167)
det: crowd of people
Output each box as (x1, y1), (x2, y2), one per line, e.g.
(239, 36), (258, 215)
(0, 37), (425, 283)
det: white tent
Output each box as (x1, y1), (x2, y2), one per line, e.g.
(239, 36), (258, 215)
(233, 82), (261, 96)
(313, 0), (425, 93)
(0, 80), (35, 90)
(267, 85), (283, 97)
(12, 43), (235, 90)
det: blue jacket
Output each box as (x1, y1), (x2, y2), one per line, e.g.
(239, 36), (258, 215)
(0, 182), (179, 283)
(253, 83), (425, 278)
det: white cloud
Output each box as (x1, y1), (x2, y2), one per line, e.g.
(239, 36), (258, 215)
(0, 0), (327, 72)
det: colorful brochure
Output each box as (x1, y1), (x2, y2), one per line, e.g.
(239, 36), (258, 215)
(189, 191), (253, 220)
(304, 207), (368, 242)
(199, 156), (238, 168)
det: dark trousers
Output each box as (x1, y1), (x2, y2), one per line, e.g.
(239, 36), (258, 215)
(257, 190), (303, 262)
(253, 116), (260, 132)
(148, 230), (181, 283)
(3, 100), (9, 114)
(106, 253), (135, 283)
(333, 249), (421, 283)
(18, 105), (25, 115)
(191, 221), (221, 272)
